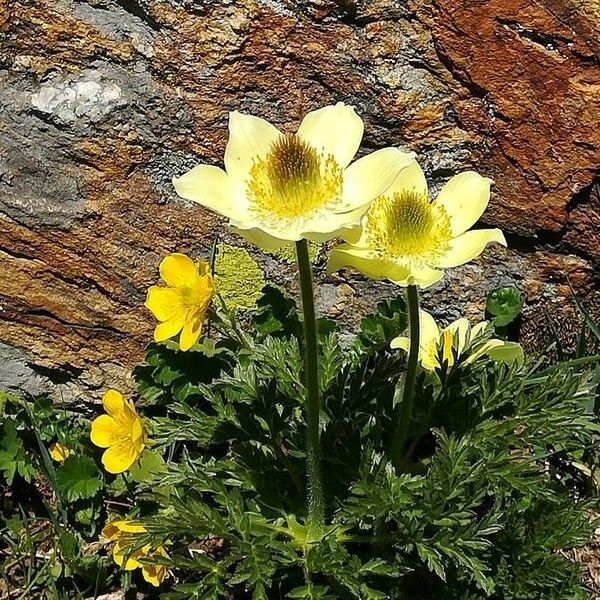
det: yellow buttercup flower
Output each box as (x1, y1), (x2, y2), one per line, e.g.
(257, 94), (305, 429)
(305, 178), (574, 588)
(172, 103), (416, 248)
(390, 309), (523, 371)
(49, 442), (72, 463)
(90, 390), (146, 474)
(145, 253), (214, 352)
(328, 160), (506, 288)
(102, 519), (168, 587)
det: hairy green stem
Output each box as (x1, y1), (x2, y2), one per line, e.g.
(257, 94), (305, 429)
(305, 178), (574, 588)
(295, 239), (325, 534)
(391, 284), (420, 469)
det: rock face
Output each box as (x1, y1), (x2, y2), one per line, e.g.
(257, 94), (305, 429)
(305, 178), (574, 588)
(0, 0), (598, 401)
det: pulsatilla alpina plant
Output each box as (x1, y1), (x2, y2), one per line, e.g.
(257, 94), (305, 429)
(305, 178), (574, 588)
(80, 104), (600, 600)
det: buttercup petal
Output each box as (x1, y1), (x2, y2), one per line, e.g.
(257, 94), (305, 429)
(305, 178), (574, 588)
(90, 414), (120, 448)
(179, 310), (205, 351)
(435, 228), (506, 269)
(113, 541), (144, 570)
(224, 111), (281, 179)
(173, 165), (240, 221)
(102, 439), (143, 474)
(341, 148), (417, 212)
(142, 564), (168, 587)
(159, 254), (198, 288)
(433, 172), (493, 236)
(145, 286), (185, 322)
(102, 389), (126, 417)
(382, 159), (428, 198)
(154, 312), (187, 342)
(296, 103), (363, 169)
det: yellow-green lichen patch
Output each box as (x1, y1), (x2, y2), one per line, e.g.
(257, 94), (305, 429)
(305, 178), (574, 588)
(213, 244), (266, 312)
(270, 241), (321, 263)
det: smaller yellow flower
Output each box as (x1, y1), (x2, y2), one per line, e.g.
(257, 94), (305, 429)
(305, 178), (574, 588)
(145, 253), (215, 351)
(328, 160), (506, 288)
(390, 310), (523, 371)
(102, 519), (169, 587)
(90, 390), (146, 474)
(48, 442), (72, 463)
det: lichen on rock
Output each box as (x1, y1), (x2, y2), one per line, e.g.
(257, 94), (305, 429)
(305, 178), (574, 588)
(213, 244), (266, 312)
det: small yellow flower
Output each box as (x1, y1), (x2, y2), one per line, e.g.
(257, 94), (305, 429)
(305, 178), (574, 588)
(145, 253), (214, 351)
(328, 160), (506, 288)
(390, 309), (523, 371)
(172, 103), (416, 248)
(90, 390), (146, 474)
(102, 519), (169, 587)
(48, 442), (72, 463)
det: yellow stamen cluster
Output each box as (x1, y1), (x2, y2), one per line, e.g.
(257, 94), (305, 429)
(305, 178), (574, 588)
(247, 134), (343, 222)
(366, 191), (452, 262)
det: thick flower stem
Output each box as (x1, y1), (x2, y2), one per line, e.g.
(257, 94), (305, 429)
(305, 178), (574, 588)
(391, 284), (420, 469)
(295, 239), (325, 535)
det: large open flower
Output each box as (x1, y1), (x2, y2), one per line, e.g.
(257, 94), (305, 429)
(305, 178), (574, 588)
(102, 519), (168, 587)
(90, 390), (146, 474)
(390, 309), (523, 371)
(173, 103), (416, 248)
(327, 160), (506, 288)
(145, 253), (214, 351)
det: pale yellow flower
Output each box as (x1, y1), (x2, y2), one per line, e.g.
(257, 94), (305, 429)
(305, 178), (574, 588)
(102, 519), (168, 587)
(145, 253), (214, 351)
(390, 309), (523, 371)
(90, 390), (146, 474)
(328, 160), (506, 288)
(172, 103), (416, 248)
(48, 442), (72, 463)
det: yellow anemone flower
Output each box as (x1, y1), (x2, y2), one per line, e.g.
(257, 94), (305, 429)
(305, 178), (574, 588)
(327, 160), (506, 288)
(90, 390), (146, 474)
(390, 309), (523, 371)
(48, 442), (72, 463)
(102, 519), (168, 586)
(172, 103), (416, 248)
(145, 253), (215, 352)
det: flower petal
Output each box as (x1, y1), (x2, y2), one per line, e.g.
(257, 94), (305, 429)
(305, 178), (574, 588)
(224, 110), (281, 179)
(435, 228), (506, 269)
(159, 254), (198, 288)
(380, 159), (428, 198)
(296, 103), (363, 168)
(102, 389), (126, 417)
(231, 225), (289, 250)
(418, 310), (441, 352)
(389, 264), (444, 289)
(445, 318), (470, 356)
(327, 245), (409, 282)
(90, 414), (120, 448)
(433, 171), (493, 236)
(142, 564), (168, 587)
(179, 310), (205, 351)
(154, 312), (187, 342)
(172, 165), (242, 221)
(390, 336), (410, 352)
(145, 286), (185, 322)
(340, 148), (417, 212)
(102, 439), (143, 474)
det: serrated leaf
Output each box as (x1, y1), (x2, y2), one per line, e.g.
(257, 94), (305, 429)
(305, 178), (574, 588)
(251, 284), (300, 338)
(129, 450), (167, 482)
(55, 455), (103, 501)
(355, 297), (407, 353)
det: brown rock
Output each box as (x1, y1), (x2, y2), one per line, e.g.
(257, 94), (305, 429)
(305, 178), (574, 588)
(0, 0), (598, 400)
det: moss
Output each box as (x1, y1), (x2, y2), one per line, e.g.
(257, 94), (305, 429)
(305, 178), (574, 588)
(213, 244), (266, 312)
